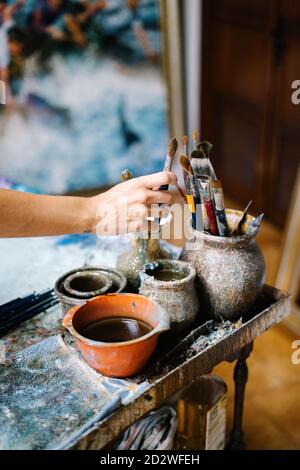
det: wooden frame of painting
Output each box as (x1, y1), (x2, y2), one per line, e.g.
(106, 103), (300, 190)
(276, 163), (300, 334)
(160, 0), (185, 139)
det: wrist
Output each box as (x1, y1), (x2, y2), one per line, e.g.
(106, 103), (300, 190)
(79, 196), (98, 233)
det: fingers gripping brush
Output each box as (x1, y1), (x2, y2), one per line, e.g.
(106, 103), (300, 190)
(157, 137), (178, 224)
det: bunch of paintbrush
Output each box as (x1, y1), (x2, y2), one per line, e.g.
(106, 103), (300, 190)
(179, 133), (228, 236)
(180, 155), (203, 231)
(197, 176), (219, 235)
(211, 180), (229, 237)
(0, 289), (58, 335)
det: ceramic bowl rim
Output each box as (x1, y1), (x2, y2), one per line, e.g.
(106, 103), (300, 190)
(66, 293), (170, 348)
(63, 270), (113, 298)
(55, 266), (127, 303)
(139, 259), (197, 288)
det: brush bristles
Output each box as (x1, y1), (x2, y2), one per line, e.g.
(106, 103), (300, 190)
(183, 135), (189, 146)
(193, 130), (198, 142)
(121, 169), (133, 182)
(212, 179), (222, 189)
(191, 148), (204, 159)
(168, 137), (178, 158)
(180, 155), (193, 175)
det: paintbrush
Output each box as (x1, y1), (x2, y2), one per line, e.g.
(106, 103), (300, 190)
(180, 155), (203, 231)
(211, 180), (229, 237)
(197, 176), (219, 235)
(159, 137), (178, 191)
(246, 213), (264, 235)
(0, 289), (55, 320)
(179, 155), (196, 227)
(180, 154), (192, 193)
(193, 130), (198, 150)
(156, 137), (178, 227)
(191, 141), (217, 179)
(176, 184), (187, 203)
(230, 200), (253, 236)
(0, 297), (59, 335)
(190, 176), (204, 232)
(121, 169), (133, 182)
(182, 135), (189, 160)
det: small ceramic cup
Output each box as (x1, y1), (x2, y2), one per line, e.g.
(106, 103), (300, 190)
(63, 271), (112, 299)
(55, 266), (127, 315)
(139, 259), (199, 333)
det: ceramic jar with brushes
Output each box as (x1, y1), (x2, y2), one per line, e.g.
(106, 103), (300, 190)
(181, 209), (266, 321)
(139, 259), (199, 333)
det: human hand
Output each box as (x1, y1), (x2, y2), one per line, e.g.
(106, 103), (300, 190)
(89, 172), (177, 236)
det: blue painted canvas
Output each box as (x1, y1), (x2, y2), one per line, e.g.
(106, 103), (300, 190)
(0, 0), (168, 193)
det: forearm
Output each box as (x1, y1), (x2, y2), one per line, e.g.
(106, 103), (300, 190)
(0, 172), (178, 238)
(0, 189), (95, 237)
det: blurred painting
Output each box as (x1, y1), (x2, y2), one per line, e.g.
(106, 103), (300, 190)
(0, 0), (169, 193)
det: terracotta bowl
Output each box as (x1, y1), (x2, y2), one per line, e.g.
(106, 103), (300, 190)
(62, 293), (170, 378)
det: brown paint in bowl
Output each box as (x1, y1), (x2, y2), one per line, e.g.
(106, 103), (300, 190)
(62, 294), (169, 377)
(80, 317), (153, 342)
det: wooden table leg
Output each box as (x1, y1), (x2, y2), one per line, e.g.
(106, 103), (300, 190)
(227, 341), (253, 450)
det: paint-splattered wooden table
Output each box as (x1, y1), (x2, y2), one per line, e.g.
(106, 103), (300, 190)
(70, 285), (290, 450)
(1, 284), (291, 450)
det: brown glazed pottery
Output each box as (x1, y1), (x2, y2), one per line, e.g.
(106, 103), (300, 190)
(139, 259), (199, 333)
(62, 293), (170, 378)
(180, 209), (266, 321)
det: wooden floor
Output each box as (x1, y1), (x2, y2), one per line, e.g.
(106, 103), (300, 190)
(214, 200), (300, 450)
(215, 325), (300, 450)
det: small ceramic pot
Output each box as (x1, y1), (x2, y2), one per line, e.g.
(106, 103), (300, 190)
(63, 270), (112, 299)
(55, 266), (127, 315)
(139, 259), (199, 333)
(117, 233), (170, 293)
(180, 209), (266, 321)
(62, 294), (170, 378)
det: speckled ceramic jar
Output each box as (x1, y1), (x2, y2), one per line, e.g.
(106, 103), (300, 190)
(180, 210), (266, 321)
(117, 234), (170, 293)
(139, 260), (199, 333)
